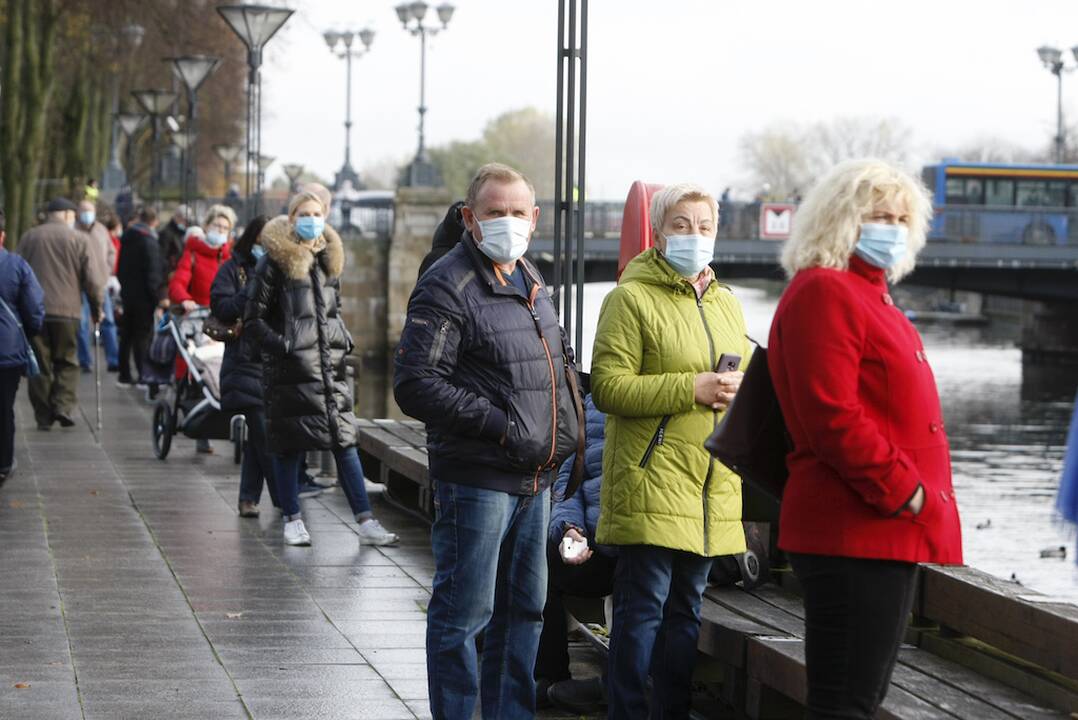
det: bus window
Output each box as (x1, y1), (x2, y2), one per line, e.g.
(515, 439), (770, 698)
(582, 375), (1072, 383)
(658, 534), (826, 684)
(921, 167), (938, 196)
(945, 178), (966, 204)
(985, 179), (1014, 206)
(1047, 181), (1066, 207)
(1068, 183), (1078, 207)
(1016, 181), (1049, 206)
(964, 179), (984, 205)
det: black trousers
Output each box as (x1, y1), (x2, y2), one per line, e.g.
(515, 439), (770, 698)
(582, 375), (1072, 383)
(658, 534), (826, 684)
(118, 306), (154, 384)
(788, 552), (918, 720)
(535, 541), (618, 682)
(0, 367), (21, 472)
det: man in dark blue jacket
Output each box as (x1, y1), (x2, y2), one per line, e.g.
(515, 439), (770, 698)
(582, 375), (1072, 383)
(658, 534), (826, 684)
(394, 163), (583, 719)
(115, 206), (164, 387)
(0, 208), (46, 483)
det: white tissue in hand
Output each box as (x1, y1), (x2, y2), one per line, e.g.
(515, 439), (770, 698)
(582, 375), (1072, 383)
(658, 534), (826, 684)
(560, 535), (587, 560)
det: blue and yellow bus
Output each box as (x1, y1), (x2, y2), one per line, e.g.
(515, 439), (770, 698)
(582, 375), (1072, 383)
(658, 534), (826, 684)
(920, 160), (1078, 244)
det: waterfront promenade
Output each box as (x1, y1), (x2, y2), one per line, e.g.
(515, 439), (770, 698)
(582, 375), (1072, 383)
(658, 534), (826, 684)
(0, 376), (597, 719)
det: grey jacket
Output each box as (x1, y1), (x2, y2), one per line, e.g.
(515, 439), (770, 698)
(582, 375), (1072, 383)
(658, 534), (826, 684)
(17, 219), (104, 319)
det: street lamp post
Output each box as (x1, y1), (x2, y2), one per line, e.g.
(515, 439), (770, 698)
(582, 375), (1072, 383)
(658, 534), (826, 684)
(103, 23), (145, 191)
(117, 112), (146, 193)
(132, 89), (178, 206)
(257, 154), (276, 209)
(324, 27), (374, 191)
(395, 1), (455, 187)
(1037, 45), (1078, 164)
(214, 144), (244, 191)
(218, 3), (294, 216)
(170, 55), (221, 207)
(282, 163), (305, 194)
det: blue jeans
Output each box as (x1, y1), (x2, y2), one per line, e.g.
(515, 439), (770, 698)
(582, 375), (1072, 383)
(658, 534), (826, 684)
(78, 292), (119, 369)
(238, 408), (279, 507)
(607, 545), (712, 720)
(427, 481), (549, 720)
(273, 446), (371, 520)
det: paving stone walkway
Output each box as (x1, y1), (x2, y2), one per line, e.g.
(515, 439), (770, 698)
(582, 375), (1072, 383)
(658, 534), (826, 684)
(0, 375), (599, 719)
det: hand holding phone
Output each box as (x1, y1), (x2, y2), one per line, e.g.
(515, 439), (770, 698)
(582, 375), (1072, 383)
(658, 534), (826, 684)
(715, 353), (742, 373)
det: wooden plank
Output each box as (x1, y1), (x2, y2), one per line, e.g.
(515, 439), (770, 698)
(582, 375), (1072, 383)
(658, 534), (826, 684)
(383, 446), (430, 489)
(704, 586), (805, 638)
(698, 598), (787, 669)
(371, 418), (427, 448)
(356, 426), (409, 459)
(919, 565), (1078, 680)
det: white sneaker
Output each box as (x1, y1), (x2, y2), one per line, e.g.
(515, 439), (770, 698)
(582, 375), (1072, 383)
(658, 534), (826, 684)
(283, 519), (311, 546)
(357, 518), (399, 546)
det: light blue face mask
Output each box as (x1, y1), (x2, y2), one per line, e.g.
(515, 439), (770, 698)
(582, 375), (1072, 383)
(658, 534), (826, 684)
(205, 230), (229, 249)
(662, 233), (714, 277)
(79, 211), (96, 227)
(251, 245), (266, 259)
(855, 223), (908, 270)
(295, 216), (324, 241)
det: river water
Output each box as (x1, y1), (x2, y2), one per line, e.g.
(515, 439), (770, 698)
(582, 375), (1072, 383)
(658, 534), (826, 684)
(572, 281), (1078, 603)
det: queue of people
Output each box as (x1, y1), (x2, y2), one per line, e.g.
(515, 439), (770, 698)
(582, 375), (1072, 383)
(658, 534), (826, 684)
(0, 156), (966, 720)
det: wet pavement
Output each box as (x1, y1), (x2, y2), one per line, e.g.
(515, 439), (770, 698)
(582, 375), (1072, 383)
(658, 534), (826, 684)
(0, 375), (601, 719)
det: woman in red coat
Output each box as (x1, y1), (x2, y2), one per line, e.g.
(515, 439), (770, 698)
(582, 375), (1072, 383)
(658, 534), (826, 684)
(767, 158), (962, 719)
(169, 204), (235, 311)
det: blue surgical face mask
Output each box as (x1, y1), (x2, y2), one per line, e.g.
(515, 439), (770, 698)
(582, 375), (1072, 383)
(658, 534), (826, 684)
(295, 216), (325, 241)
(79, 211), (96, 227)
(855, 223), (908, 270)
(475, 215), (532, 264)
(176, 222), (186, 231)
(205, 230), (229, 249)
(251, 245), (266, 259)
(662, 233), (714, 277)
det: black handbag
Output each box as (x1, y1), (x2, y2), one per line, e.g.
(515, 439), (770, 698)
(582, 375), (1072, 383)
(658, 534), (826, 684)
(704, 343), (791, 502)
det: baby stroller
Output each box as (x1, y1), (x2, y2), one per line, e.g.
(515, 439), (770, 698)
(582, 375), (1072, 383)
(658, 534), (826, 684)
(151, 308), (244, 461)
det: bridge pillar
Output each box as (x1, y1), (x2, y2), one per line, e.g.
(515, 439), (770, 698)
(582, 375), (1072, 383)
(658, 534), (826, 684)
(339, 227), (390, 419)
(1020, 300), (1078, 366)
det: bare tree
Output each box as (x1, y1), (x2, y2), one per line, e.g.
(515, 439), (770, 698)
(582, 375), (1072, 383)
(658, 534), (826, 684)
(933, 137), (1037, 164)
(737, 124), (811, 200)
(805, 116), (914, 178)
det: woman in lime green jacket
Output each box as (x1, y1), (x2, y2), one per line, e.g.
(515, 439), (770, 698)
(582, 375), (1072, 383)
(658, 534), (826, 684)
(592, 183), (752, 718)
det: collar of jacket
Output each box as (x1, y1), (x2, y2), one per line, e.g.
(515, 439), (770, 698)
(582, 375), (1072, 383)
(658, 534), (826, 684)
(186, 235), (228, 258)
(847, 253), (887, 288)
(130, 222), (157, 240)
(259, 215), (344, 280)
(462, 230), (541, 297)
(620, 247), (720, 299)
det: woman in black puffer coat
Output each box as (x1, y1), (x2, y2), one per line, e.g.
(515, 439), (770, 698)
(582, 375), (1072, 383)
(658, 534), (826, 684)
(210, 216), (278, 517)
(243, 190), (397, 548)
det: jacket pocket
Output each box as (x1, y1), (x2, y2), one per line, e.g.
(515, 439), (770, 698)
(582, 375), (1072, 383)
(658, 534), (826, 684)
(638, 416), (671, 468)
(428, 319), (450, 366)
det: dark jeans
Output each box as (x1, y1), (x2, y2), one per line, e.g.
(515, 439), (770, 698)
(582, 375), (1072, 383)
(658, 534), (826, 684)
(273, 446), (371, 520)
(535, 542), (617, 682)
(27, 317), (80, 426)
(0, 367), (21, 471)
(117, 305), (153, 384)
(427, 480), (549, 720)
(788, 552), (918, 720)
(607, 544), (712, 720)
(237, 408), (278, 507)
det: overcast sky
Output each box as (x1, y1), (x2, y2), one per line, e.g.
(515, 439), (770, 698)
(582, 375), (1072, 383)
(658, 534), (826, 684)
(258, 0), (1078, 200)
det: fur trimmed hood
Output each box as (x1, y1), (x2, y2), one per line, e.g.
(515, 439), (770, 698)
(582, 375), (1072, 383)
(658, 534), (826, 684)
(259, 215), (344, 280)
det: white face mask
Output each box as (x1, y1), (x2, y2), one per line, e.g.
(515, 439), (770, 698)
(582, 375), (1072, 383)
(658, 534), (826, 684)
(205, 230), (229, 249)
(662, 233), (714, 277)
(475, 214), (532, 264)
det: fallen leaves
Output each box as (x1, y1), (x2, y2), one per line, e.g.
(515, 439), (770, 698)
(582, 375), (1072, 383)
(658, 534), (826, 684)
(225, 612), (243, 620)
(13, 682), (30, 689)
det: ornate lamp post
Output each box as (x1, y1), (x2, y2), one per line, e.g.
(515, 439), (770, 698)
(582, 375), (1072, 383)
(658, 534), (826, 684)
(218, 3), (294, 215)
(324, 28), (374, 191)
(283, 163), (305, 194)
(169, 55), (221, 206)
(1037, 46), (1078, 164)
(117, 112), (146, 190)
(214, 144), (244, 191)
(132, 89), (178, 206)
(395, 1), (455, 187)
(103, 23), (145, 191)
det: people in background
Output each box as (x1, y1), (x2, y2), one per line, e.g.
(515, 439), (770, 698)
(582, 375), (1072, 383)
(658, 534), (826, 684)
(768, 158), (963, 719)
(75, 200), (119, 372)
(395, 163), (583, 719)
(591, 182), (752, 719)
(17, 198), (104, 431)
(0, 208), (46, 484)
(116, 206), (164, 389)
(244, 190), (397, 548)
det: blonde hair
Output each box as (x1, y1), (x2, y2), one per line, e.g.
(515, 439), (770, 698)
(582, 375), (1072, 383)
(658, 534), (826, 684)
(288, 189), (327, 217)
(465, 162), (535, 207)
(203, 204), (237, 231)
(649, 183), (718, 237)
(781, 158), (932, 283)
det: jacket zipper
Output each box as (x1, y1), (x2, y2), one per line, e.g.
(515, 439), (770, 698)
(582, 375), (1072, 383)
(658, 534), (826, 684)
(696, 293), (717, 552)
(526, 283), (558, 496)
(428, 319), (450, 365)
(312, 268), (339, 440)
(638, 415), (670, 468)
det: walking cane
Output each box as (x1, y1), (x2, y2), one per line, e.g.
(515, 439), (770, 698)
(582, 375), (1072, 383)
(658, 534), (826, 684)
(93, 321), (102, 435)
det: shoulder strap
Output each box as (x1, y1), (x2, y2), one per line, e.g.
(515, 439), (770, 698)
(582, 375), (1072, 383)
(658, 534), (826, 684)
(560, 336), (588, 502)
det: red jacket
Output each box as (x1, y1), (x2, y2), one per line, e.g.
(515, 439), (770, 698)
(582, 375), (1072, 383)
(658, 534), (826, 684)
(168, 236), (230, 307)
(767, 256), (963, 564)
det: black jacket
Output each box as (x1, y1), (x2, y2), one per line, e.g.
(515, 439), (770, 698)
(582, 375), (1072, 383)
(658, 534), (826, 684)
(416, 200), (465, 281)
(117, 223), (163, 311)
(394, 233), (583, 496)
(243, 217), (356, 452)
(210, 248), (262, 411)
(158, 219), (187, 275)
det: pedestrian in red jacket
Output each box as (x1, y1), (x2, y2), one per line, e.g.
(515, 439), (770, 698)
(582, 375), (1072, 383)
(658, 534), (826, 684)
(168, 204), (235, 311)
(767, 158), (963, 720)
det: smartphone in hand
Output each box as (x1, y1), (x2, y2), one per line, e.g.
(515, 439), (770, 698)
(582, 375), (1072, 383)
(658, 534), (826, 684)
(715, 353), (742, 373)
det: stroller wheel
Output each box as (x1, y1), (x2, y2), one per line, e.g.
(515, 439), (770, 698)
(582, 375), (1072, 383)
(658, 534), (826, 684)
(152, 399), (173, 460)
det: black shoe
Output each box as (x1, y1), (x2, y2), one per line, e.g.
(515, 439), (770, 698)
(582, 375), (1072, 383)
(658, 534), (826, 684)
(53, 413), (76, 428)
(548, 677), (606, 714)
(535, 678), (554, 710)
(107, 365), (119, 373)
(297, 479), (324, 499)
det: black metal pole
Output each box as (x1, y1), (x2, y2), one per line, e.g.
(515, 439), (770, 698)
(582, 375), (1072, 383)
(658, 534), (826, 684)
(417, 27), (428, 163)
(574, 0), (589, 356)
(562, 0), (578, 343)
(150, 115), (160, 207)
(552, 0), (567, 317)
(189, 88), (199, 208)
